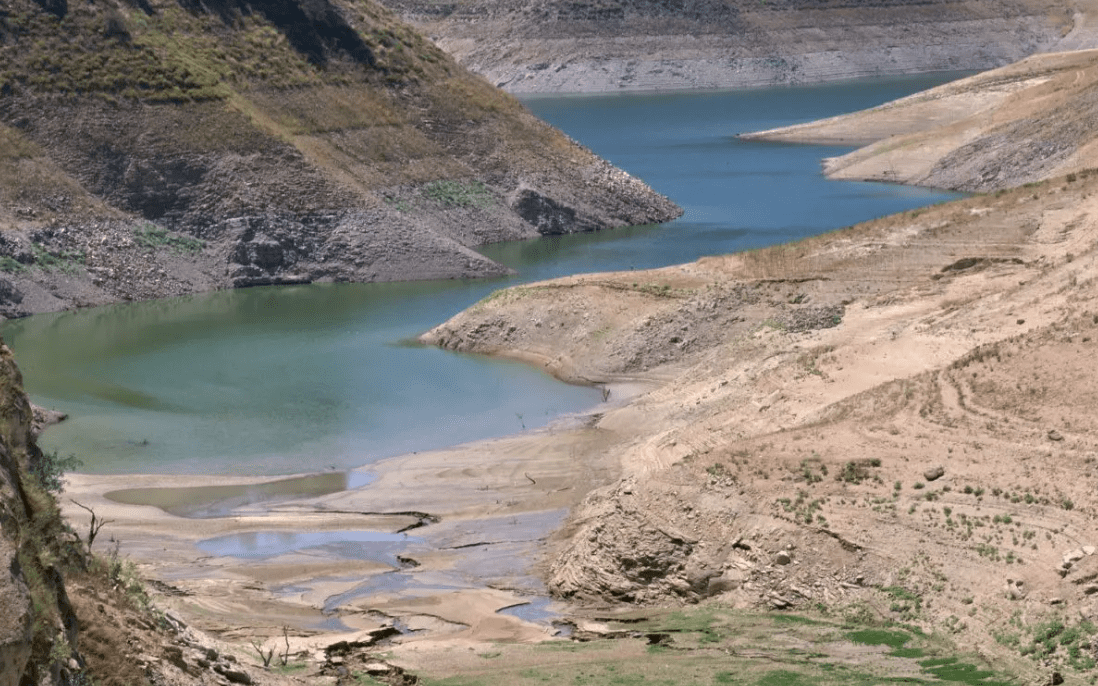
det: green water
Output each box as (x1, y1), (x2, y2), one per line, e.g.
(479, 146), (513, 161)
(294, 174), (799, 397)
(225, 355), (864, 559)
(5, 74), (964, 475)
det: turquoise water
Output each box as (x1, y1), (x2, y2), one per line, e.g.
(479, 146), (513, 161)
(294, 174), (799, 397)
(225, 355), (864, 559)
(4, 74), (963, 475)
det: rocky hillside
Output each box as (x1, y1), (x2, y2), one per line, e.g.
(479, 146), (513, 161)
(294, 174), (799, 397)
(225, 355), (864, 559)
(1, 340), (99, 686)
(0, 0), (680, 318)
(382, 0), (1098, 92)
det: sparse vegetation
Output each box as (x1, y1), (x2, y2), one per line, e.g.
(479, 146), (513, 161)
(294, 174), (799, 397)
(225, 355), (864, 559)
(29, 243), (84, 273)
(422, 179), (494, 209)
(29, 449), (82, 493)
(134, 224), (205, 254)
(0, 256), (28, 273)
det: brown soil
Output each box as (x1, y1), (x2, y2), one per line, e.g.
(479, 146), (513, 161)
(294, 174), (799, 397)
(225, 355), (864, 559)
(0, 0), (679, 318)
(418, 166), (1098, 680)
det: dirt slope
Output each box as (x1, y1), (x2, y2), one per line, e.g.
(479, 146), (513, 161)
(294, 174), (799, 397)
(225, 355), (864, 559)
(382, 0), (1096, 92)
(0, 0), (679, 318)
(421, 165), (1098, 680)
(743, 48), (1098, 191)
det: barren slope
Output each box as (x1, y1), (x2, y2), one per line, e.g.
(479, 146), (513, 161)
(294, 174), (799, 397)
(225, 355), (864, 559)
(383, 0), (1096, 92)
(421, 169), (1098, 680)
(744, 48), (1098, 191)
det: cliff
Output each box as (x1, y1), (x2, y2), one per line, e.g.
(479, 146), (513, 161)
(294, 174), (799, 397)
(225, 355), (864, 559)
(0, 0), (680, 317)
(381, 0), (1098, 92)
(0, 339), (87, 686)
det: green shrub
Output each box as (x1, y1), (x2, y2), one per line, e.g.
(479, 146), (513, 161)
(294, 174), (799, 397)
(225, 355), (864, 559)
(134, 224), (205, 253)
(422, 179), (493, 209)
(0, 256), (27, 273)
(29, 450), (82, 493)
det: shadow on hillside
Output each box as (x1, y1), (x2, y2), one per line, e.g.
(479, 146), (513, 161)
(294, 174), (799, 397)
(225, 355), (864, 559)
(176, 0), (376, 66)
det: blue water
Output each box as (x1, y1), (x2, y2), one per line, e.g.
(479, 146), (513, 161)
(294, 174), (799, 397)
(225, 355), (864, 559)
(3, 74), (963, 475)
(195, 530), (422, 562)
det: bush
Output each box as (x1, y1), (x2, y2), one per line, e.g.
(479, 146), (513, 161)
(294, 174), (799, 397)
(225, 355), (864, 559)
(30, 450), (82, 493)
(422, 179), (493, 209)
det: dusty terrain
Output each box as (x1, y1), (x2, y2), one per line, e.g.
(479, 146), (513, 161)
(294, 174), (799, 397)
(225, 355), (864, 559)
(13, 31), (1098, 686)
(744, 47), (1098, 192)
(383, 0), (1098, 92)
(416, 167), (1098, 680)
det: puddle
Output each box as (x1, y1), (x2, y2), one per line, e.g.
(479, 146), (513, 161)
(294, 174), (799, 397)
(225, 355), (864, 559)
(106, 470), (377, 518)
(323, 571), (472, 612)
(310, 614), (353, 633)
(196, 530), (421, 563)
(498, 597), (559, 624)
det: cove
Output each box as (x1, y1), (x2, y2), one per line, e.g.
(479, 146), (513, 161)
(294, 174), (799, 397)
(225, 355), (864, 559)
(4, 73), (964, 476)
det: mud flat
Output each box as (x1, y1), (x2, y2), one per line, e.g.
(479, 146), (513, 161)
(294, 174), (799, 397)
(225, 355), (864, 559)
(61, 408), (630, 648)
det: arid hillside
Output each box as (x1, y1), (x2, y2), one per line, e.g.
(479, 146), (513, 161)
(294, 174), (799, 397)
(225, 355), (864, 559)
(0, 0), (679, 317)
(744, 48), (1098, 192)
(382, 0), (1098, 92)
(417, 58), (1098, 679)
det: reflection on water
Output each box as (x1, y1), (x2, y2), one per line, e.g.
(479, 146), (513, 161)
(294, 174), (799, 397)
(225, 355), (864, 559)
(195, 530), (422, 563)
(4, 73), (966, 476)
(5, 281), (601, 474)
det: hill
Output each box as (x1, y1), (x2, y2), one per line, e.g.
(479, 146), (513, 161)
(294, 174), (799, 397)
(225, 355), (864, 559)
(0, 0), (680, 317)
(743, 47), (1098, 191)
(381, 0), (1098, 92)
(414, 51), (1098, 683)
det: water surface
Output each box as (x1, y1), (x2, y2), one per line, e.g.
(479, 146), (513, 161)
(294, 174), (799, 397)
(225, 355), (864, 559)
(5, 74), (963, 475)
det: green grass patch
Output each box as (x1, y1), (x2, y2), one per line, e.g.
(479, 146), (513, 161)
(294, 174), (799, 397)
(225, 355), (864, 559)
(417, 607), (1018, 686)
(133, 224), (205, 253)
(756, 670), (813, 686)
(0, 256), (27, 274)
(29, 243), (84, 273)
(846, 629), (912, 650)
(422, 179), (494, 209)
(771, 614), (827, 627)
(922, 661), (1007, 685)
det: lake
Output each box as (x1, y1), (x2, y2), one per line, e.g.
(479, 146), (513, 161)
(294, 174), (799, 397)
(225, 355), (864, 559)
(4, 74), (963, 475)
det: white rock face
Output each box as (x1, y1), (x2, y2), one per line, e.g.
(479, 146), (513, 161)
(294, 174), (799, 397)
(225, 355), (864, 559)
(385, 0), (1089, 93)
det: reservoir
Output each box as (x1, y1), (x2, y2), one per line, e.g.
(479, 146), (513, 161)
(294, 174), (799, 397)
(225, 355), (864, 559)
(4, 74), (963, 475)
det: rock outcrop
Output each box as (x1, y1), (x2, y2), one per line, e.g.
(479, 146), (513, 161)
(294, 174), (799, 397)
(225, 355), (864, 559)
(0, 341), (84, 686)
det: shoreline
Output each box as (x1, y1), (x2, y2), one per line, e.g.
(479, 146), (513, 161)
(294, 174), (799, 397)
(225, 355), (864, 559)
(59, 400), (633, 647)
